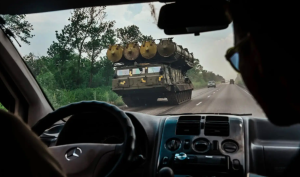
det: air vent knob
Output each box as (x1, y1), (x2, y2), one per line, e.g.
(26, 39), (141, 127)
(222, 141), (239, 153)
(166, 139), (181, 151)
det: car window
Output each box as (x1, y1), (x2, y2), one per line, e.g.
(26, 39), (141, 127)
(117, 69), (130, 76)
(148, 66), (161, 73)
(132, 68), (145, 74)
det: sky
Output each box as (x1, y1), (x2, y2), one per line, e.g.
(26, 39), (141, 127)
(15, 2), (237, 80)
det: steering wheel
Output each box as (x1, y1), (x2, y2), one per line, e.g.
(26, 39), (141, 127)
(32, 101), (136, 177)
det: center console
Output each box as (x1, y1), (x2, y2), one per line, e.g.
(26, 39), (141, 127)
(157, 115), (245, 177)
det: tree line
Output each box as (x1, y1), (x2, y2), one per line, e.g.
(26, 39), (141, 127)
(1, 7), (225, 109)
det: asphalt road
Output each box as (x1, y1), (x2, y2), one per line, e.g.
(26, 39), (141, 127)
(122, 83), (266, 118)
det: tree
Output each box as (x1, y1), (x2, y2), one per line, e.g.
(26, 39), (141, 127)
(1, 15), (34, 45)
(139, 35), (154, 43)
(23, 52), (39, 76)
(66, 6), (107, 85)
(116, 25), (153, 45)
(84, 17), (116, 87)
(148, 3), (158, 24)
(187, 59), (205, 84)
(47, 26), (74, 70)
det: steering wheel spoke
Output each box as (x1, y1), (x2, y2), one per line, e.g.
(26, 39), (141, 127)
(32, 101), (136, 177)
(49, 143), (119, 176)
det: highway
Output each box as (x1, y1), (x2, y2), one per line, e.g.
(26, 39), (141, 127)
(122, 83), (266, 118)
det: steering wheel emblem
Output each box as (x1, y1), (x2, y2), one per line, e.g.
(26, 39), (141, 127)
(65, 147), (82, 161)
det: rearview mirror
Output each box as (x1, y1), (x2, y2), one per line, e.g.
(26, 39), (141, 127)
(157, 1), (231, 35)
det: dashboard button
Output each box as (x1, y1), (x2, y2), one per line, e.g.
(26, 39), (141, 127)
(212, 140), (219, 150)
(232, 159), (240, 170)
(175, 152), (187, 161)
(162, 156), (169, 165)
(184, 140), (190, 149)
(193, 138), (210, 152)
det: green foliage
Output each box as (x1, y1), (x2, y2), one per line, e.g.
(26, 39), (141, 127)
(186, 59), (224, 89)
(19, 7), (225, 109)
(41, 87), (123, 109)
(116, 25), (153, 45)
(0, 102), (7, 111)
(21, 7), (125, 109)
(1, 14), (34, 45)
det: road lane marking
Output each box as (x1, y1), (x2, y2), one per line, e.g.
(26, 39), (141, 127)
(208, 95), (210, 98)
(237, 86), (251, 95)
(196, 102), (202, 106)
(213, 92), (215, 94)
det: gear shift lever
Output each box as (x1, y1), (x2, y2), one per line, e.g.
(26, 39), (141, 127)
(158, 167), (174, 177)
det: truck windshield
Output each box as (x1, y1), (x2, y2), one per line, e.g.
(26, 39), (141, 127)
(117, 69), (129, 76)
(148, 66), (161, 73)
(132, 68), (145, 74)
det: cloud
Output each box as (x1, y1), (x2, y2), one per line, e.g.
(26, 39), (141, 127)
(106, 5), (133, 28)
(213, 32), (234, 46)
(16, 10), (72, 56)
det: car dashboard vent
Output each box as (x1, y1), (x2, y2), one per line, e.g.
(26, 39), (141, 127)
(204, 116), (229, 136)
(176, 116), (201, 135)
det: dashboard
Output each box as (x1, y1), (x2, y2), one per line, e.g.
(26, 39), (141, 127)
(39, 112), (300, 177)
(157, 115), (244, 177)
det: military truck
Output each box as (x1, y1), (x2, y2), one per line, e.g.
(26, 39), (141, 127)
(107, 38), (195, 106)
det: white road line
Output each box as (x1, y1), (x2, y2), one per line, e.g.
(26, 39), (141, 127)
(196, 102), (202, 106)
(213, 92), (215, 94)
(237, 86), (251, 95)
(208, 95), (210, 98)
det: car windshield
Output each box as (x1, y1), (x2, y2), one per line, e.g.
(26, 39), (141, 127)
(117, 69), (130, 76)
(132, 68), (146, 74)
(5, 2), (266, 117)
(148, 66), (161, 73)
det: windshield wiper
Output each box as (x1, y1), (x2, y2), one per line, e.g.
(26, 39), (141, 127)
(158, 112), (252, 116)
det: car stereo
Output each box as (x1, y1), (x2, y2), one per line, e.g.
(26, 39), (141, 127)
(157, 115), (245, 177)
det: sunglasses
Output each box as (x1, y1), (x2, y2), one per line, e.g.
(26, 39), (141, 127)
(225, 34), (250, 72)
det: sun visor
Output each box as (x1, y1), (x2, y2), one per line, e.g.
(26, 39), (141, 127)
(157, 1), (231, 35)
